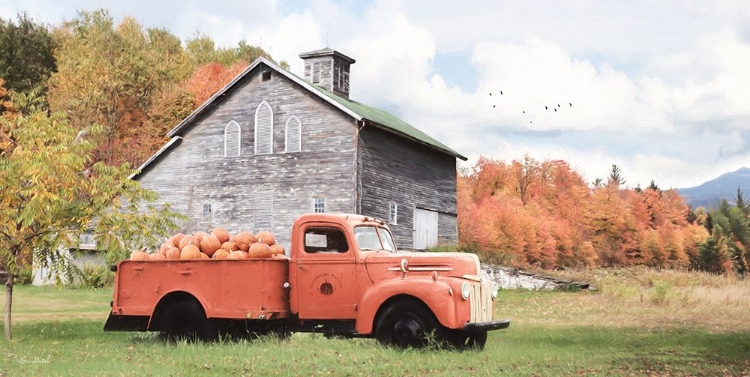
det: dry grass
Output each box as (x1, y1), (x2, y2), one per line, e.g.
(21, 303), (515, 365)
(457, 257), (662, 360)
(502, 267), (750, 332)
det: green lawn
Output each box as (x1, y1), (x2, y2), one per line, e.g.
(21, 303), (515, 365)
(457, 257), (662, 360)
(1, 284), (749, 376)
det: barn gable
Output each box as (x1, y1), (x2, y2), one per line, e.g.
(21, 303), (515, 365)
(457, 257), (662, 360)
(134, 49), (465, 249)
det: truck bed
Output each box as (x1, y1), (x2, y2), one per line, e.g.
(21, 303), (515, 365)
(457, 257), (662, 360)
(111, 258), (290, 320)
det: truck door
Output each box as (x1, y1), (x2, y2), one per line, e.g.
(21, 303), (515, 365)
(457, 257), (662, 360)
(291, 225), (358, 319)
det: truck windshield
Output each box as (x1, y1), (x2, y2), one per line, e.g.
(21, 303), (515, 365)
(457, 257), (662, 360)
(354, 226), (397, 252)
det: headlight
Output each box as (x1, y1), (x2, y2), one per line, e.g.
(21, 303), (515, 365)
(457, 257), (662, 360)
(491, 282), (499, 300)
(461, 282), (471, 300)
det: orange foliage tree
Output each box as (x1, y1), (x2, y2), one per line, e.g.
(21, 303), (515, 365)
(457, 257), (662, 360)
(458, 156), (707, 270)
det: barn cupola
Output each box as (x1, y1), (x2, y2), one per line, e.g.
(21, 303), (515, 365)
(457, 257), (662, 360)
(299, 48), (356, 99)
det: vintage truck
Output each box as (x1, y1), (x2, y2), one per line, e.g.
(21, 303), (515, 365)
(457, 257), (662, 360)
(104, 213), (509, 349)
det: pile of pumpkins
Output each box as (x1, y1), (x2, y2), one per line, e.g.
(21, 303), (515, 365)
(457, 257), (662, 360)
(129, 228), (285, 261)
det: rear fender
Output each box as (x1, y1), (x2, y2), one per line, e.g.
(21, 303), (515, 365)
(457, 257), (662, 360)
(355, 278), (458, 335)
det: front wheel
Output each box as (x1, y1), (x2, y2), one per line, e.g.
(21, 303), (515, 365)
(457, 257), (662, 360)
(375, 300), (441, 349)
(448, 330), (487, 350)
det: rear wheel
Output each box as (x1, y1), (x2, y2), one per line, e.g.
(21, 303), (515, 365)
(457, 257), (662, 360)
(159, 300), (217, 342)
(375, 300), (441, 349)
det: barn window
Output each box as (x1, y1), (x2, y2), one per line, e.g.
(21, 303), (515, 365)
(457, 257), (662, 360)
(253, 191), (274, 233)
(262, 70), (272, 81)
(389, 202), (398, 225)
(254, 101), (273, 155)
(313, 198), (325, 213)
(224, 120), (241, 157)
(203, 203), (213, 223)
(285, 116), (301, 152)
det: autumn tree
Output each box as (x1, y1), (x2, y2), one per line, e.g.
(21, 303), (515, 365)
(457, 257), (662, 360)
(0, 104), (181, 340)
(48, 10), (192, 166)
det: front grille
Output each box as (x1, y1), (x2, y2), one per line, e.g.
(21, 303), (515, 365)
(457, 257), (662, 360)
(469, 281), (494, 323)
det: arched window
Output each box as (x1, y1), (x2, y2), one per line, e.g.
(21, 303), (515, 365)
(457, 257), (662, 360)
(285, 116), (301, 153)
(254, 101), (273, 155)
(224, 120), (241, 157)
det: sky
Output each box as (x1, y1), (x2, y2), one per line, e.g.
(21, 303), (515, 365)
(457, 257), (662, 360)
(2, 0), (750, 189)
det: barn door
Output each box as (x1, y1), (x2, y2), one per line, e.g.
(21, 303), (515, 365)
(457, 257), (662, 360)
(413, 208), (438, 249)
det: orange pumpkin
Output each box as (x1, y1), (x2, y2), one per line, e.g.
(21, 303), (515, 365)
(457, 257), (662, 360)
(165, 247), (181, 260)
(221, 241), (239, 251)
(255, 230), (276, 246)
(211, 227), (230, 244)
(170, 233), (185, 248)
(200, 235), (221, 257)
(212, 249), (230, 259)
(200, 252), (210, 260)
(233, 231), (257, 251)
(149, 253), (166, 261)
(227, 250), (248, 260)
(270, 244), (285, 255)
(194, 231), (210, 244)
(159, 242), (171, 255)
(248, 242), (273, 258)
(180, 244), (202, 260)
(130, 250), (149, 261)
(179, 235), (196, 250)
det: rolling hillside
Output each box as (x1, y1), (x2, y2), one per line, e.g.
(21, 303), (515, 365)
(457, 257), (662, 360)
(678, 167), (750, 209)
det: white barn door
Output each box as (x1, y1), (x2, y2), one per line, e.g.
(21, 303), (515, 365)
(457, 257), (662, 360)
(413, 208), (438, 249)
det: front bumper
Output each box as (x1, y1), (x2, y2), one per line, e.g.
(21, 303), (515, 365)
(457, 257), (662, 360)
(461, 319), (510, 333)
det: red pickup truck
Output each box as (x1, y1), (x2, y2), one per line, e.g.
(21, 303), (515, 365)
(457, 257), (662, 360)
(104, 213), (509, 349)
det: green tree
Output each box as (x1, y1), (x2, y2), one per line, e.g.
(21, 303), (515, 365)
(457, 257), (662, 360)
(735, 187), (749, 216)
(607, 164), (626, 187)
(0, 106), (181, 340)
(0, 13), (57, 98)
(704, 200), (750, 274)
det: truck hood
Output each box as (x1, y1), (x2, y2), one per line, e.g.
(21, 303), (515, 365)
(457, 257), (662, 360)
(364, 251), (481, 283)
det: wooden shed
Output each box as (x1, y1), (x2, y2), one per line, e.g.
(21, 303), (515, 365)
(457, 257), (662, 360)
(133, 48), (466, 250)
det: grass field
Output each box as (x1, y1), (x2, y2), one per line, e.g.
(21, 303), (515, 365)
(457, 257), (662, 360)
(2, 268), (750, 376)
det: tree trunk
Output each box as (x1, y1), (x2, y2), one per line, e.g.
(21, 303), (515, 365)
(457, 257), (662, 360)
(4, 273), (12, 340)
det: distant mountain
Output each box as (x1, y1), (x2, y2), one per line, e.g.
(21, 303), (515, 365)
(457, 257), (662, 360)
(678, 167), (750, 209)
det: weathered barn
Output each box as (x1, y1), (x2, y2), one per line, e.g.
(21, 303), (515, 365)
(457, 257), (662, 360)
(133, 48), (466, 250)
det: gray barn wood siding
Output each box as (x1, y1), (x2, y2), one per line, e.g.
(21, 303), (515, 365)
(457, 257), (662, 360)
(357, 126), (458, 247)
(137, 68), (357, 249)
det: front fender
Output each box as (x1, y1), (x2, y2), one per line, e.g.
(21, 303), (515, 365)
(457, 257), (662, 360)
(355, 277), (463, 335)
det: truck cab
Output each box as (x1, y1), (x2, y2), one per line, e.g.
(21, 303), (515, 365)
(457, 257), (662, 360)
(105, 213), (509, 350)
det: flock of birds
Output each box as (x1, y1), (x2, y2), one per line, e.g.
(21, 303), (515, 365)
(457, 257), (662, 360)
(489, 91), (573, 124)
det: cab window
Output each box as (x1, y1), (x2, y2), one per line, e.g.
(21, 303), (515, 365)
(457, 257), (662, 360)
(304, 228), (349, 253)
(354, 226), (397, 252)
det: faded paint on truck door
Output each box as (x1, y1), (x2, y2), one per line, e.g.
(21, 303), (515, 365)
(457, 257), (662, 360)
(291, 224), (358, 319)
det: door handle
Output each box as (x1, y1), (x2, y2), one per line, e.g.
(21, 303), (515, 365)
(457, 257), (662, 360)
(179, 270), (192, 276)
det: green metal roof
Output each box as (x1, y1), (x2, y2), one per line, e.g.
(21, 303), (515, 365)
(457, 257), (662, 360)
(286, 68), (466, 160)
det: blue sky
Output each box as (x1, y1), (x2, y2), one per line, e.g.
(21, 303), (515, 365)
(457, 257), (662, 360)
(3, 0), (750, 189)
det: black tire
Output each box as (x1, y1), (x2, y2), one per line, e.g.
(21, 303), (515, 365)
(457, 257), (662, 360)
(375, 300), (441, 349)
(448, 331), (487, 350)
(159, 300), (217, 343)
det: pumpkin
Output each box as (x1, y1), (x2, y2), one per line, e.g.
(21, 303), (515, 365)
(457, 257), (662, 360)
(149, 253), (166, 261)
(212, 249), (230, 259)
(248, 242), (273, 258)
(179, 235), (197, 250)
(211, 227), (230, 243)
(227, 250), (248, 260)
(159, 242), (171, 255)
(170, 233), (185, 248)
(194, 231), (210, 244)
(130, 250), (149, 261)
(200, 235), (221, 257)
(256, 230), (276, 246)
(270, 244), (285, 255)
(180, 244), (202, 260)
(233, 231), (257, 251)
(165, 247), (181, 260)
(221, 241), (239, 251)
(200, 252), (210, 260)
